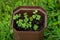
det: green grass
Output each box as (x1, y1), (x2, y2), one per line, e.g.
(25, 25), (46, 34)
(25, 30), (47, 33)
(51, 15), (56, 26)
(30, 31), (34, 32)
(0, 0), (60, 40)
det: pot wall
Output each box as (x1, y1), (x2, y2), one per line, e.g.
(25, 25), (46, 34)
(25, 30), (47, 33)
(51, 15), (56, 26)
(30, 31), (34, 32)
(13, 28), (44, 40)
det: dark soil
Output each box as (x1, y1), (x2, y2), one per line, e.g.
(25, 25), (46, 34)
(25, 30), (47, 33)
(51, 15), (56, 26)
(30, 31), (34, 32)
(13, 10), (44, 31)
(32, 19), (44, 31)
(13, 17), (44, 31)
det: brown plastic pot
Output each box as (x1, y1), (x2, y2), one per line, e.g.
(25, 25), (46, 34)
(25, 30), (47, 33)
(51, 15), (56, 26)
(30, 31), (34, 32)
(11, 6), (47, 40)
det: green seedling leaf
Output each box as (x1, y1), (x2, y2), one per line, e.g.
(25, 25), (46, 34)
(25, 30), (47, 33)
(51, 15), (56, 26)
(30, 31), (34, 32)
(36, 15), (41, 20)
(24, 15), (28, 18)
(30, 17), (33, 21)
(24, 13), (28, 18)
(22, 23), (26, 28)
(28, 23), (32, 28)
(32, 15), (36, 19)
(29, 22), (32, 28)
(24, 12), (29, 22)
(19, 19), (23, 23)
(26, 23), (32, 29)
(26, 23), (29, 29)
(24, 18), (29, 23)
(33, 11), (36, 14)
(33, 24), (38, 31)
(16, 19), (23, 27)
(24, 12), (27, 16)
(16, 21), (18, 24)
(13, 14), (21, 20)
(35, 10), (38, 13)
(33, 10), (38, 14)
(29, 22), (32, 24)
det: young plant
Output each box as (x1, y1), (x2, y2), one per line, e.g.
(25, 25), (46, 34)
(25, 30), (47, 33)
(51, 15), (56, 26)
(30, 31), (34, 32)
(13, 14), (21, 20)
(36, 15), (41, 20)
(22, 23), (26, 29)
(24, 12), (29, 22)
(33, 10), (38, 14)
(26, 23), (32, 29)
(27, 22), (32, 28)
(16, 19), (23, 27)
(30, 17), (33, 21)
(33, 24), (38, 31)
(32, 10), (41, 20)
(32, 15), (36, 19)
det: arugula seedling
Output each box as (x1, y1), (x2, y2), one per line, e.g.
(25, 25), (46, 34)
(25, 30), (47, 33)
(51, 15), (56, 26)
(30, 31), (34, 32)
(30, 17), (33, 21)
(24, 12), (29, 22)
(33, 10), (38, 14)
(16, 19), (23, 27)
(24, 18), (29, 23)
(22, 23), (26, 28)
(13, 14), (21, 20)
(26, 23), (31, 29)
(33, 24), (38, 31)
(27, 22), (32, 28)
(24, 12), (27, 16)
(36, 15), (41, 20)
(32, 15), (36, 19)
(24, 12), (28, 18)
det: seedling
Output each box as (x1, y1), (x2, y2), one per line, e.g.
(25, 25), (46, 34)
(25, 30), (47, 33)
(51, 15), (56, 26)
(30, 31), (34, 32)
(33, 24), (38, 31)
(24, 12), (29, 22)
(36, 15), (41, 20)
(32, 15), (36, 19)
(33, 10), (38, 14)
(30, 17), (33, 21)
(16, 19), (23, 27)
(13, 14), (21, 20)
(22, 23), (26, 28)
(26, 23), (32, 29)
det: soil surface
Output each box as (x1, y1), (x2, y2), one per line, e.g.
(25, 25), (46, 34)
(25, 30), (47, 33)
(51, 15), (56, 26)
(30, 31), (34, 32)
(13, 17), (44, 31)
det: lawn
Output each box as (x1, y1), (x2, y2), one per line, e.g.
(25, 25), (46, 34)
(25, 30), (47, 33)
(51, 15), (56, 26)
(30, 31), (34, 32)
(0, 0), (60, 40)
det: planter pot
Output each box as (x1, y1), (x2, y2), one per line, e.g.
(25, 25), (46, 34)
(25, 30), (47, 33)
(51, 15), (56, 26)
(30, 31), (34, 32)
(12, 6), (47, 40)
